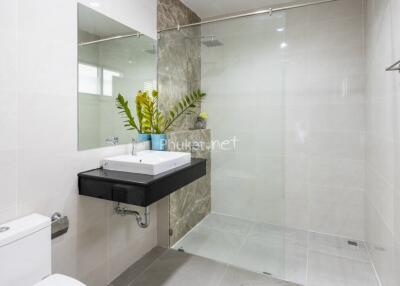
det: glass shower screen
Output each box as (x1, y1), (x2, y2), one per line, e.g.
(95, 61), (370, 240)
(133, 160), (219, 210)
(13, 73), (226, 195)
(159, 11), (288, 277)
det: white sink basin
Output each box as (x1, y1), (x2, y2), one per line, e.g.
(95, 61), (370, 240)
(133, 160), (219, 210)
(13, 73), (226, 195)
(101, 150), (191, 175)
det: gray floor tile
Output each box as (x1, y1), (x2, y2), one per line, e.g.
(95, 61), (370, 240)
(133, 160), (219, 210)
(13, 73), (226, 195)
(219, 265), (301, 286)
(130, 250), (227, 286)
(110, 247), (167, 286)
(307, 251), (379, 286)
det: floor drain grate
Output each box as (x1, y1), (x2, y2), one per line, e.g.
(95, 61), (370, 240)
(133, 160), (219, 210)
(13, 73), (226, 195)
(348, 240), (358, 246)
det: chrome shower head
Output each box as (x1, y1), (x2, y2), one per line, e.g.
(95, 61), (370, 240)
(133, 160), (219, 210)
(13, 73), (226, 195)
(201, 36), (223, 47)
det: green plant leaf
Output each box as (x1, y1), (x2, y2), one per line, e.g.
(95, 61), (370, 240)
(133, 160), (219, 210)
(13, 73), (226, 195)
(116, 89), (206, 135)
(115, 94), (139, 132)
(162, 89), (207, 133)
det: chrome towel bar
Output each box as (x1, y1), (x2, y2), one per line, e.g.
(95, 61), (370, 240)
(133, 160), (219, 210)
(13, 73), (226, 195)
(386, 60), (400, 73)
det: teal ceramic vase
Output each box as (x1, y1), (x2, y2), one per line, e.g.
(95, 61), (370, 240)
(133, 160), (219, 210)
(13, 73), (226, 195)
(138, 133), (151, 142)
(151, 134), (167, 151)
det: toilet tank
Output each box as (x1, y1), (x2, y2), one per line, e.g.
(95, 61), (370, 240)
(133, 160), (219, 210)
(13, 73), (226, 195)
(0, 214), (51, 286)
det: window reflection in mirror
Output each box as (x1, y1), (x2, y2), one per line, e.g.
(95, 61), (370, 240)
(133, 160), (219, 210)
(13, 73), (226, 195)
(78, 4), (157, 150)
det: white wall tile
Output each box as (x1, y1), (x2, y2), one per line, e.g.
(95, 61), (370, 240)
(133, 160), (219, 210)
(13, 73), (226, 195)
(365, 0), (400, 284)
(365, 200), (396, 286)
(0, 90), (17, 150)
(392, 0), (400, 60)
(309, 185), (364, 239)
(0, 206), (17, 225)
(0, 0), (158, 285)
(0, 1), (18, 218)
(0, 1), (17, 90)
(308, 0), (364, 22)
(308, 104), (365, 132)
(366, 166), (394, 232)
(308, 157), (365, 190)
(0, 150), (17, 211)
(393, 189), (400, 244)
(307, 131), (365, 161)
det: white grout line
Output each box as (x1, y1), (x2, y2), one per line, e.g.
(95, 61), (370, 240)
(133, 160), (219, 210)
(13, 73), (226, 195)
(364, 242), (383, 286)
(305, 230), (310, 286)
(215, 262), (230, 286)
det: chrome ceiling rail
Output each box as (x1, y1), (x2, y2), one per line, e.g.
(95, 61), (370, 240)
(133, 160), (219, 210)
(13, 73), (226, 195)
(78, 32), (142, 46)
(386, 60), (400, 73)
(157, 0), (339, 33)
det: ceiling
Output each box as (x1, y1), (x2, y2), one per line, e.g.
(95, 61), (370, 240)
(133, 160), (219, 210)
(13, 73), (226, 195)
(181, 0), (299, 19)
(78, 4), (136, 38)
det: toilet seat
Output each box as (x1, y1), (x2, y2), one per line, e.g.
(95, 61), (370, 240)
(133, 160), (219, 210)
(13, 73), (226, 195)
(34, 274), (86, 286)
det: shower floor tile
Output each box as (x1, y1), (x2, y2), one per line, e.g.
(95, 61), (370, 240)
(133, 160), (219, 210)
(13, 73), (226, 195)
(172, 213), (380, 286)
(232, 237), (308, 284)
(219, 266), (301, 286)
(200, 213), (254, 235)
(173, 225), (246, 264)
(307, 251), (378, 286)
(248, 222), (308, 247)
(308, 232), (369, 262)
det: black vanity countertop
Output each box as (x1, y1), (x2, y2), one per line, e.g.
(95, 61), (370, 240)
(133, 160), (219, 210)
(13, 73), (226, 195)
(78, 158), (206, 207)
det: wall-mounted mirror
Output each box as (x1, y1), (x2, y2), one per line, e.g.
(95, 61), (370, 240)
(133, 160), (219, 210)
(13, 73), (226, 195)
(78, 4), (157, 150)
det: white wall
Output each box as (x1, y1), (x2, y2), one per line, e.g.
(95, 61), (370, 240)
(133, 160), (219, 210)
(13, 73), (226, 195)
(0, 0), (158, 285)
(365, 0), (400, 285)
(203, 0), (366, 240)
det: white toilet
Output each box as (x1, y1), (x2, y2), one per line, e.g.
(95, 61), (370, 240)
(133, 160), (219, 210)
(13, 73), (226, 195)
(0, 214), (86, 286)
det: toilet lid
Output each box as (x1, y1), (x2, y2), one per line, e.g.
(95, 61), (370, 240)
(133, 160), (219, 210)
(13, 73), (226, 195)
(34, 274), (86, 286)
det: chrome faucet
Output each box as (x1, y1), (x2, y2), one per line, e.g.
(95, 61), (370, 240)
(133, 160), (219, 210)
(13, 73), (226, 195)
(132, 138), (137, 156)
(105, 136), (119, 145)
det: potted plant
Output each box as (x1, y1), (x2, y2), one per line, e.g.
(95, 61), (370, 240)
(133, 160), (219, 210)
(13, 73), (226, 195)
(116, 89), (206, 151)
(116, 91), (152, 142)
(135, 91), (152, 141)
(194, 112), (208, 129)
